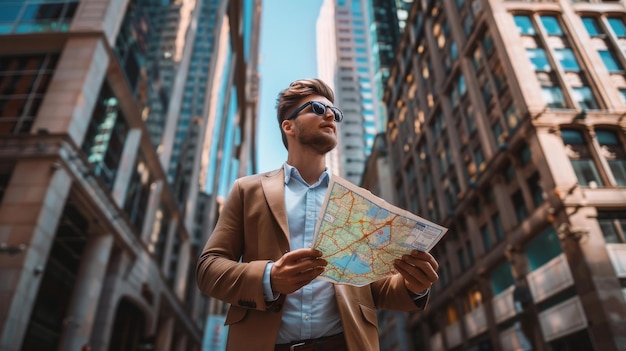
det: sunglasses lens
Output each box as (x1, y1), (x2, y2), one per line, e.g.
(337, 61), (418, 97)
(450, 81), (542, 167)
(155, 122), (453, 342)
(311, 101), (326, 115)
(330, 107), (343, 122)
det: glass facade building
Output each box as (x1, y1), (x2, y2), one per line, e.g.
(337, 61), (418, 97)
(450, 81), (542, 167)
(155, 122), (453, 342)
(379, 0), (626, 350)
(0, 0), (260, 350)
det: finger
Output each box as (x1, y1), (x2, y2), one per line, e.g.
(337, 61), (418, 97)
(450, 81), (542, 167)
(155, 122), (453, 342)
(394, 265), (431, 293)
(407, 251), (439, 271)
(394, 258), (438, 282)
(283, 248), (323, 263)
(394, 261), (437, 290)
(293, 258), (327, 275)
(402, 251), (439, 272)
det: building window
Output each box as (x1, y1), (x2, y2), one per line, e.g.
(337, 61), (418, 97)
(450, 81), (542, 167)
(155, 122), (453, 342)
(492, 213), (505, 241)
(525, 227), (562, 270)
(81, 83), (129, 190)
(493, 121), (504, 146)
(483, 32), (495, 57)
(167, 232), (182, 286)
(540, 15), (564, 36)
(504, 103), (521, 131)
(0, 1), (78, 34)
(514, 15), (535, 36)
(463, 285), (483, 313)
(599, 50), (623, 72)
(458, 247), (468, 271)
(608, 17), (626, 38)
(562, 129), (604, 187)
(554, 48), (580, 71)
(123, 156), (152, 234)
(481, 224), (492, 251)
(582, 17), (603, 37)
(149, 205), (170, 266)
(517, 143), (532, 166)
(0, 162), (15, 202)
(528, 172), (544, 207)
(527, 48), (551, 71)
(572, 86), (599, 110)
(542, 86), (567, 108)
(513, 190), (527, 222)
(598, 211), (626, 243)
(504, 162), (515, 184)
(490, 261), (514, 295)
(596, 129), (626, 186)
(474, 147), (485, 173)
(492, 64), (508, 92)
(0, 53), (58, 135)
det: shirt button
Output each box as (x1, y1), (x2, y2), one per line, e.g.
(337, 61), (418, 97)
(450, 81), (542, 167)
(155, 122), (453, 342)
(304, 314), (310, 321)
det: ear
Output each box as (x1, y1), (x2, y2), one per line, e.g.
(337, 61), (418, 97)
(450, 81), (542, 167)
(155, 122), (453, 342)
(282, 119), (295, 137)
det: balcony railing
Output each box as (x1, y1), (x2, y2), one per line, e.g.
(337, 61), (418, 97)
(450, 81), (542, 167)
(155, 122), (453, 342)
(499, 324), (532, 351)
(538, 296), (588, 342)
(492, 285), (516, 323)
(430, 332), (444, 351)
(464, 304), (488, 338)
(445, 322), (462, 348)
(527, 254), (574, 303)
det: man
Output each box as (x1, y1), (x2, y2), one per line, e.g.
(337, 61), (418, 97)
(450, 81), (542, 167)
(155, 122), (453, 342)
(196, 78), (439, 351)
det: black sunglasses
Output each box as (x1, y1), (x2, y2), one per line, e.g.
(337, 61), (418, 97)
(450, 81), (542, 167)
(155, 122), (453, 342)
(285, 101), (344, 123)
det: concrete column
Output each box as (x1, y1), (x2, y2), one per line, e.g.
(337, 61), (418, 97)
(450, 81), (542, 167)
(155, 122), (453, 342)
(0, 161), (72, 351)
(32, 37), (108, 145)
(174, 240), (191, 299)
(161, 218), (179, 274)
(111, 129), (142, 207)
(141, 180), (164, 244)
(58, 232), (114, 351)
(71, 0), (130, 46)
(154, 316), (175, 351)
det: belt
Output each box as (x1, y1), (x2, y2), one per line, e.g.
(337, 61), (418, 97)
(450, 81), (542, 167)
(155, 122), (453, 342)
(274, 332), (347, 351)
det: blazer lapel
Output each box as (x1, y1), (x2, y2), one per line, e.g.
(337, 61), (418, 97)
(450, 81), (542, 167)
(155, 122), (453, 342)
(261, 168), (290, 244)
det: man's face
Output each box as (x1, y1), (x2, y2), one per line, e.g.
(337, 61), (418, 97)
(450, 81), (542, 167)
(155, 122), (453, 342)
(289, 95), (338, 154)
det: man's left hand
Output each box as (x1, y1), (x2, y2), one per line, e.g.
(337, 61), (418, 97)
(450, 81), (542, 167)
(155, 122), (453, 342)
(394, 250), (439, 294)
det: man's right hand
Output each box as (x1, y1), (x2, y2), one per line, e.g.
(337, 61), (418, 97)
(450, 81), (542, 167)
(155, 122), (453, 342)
(270, 248), (328, 295)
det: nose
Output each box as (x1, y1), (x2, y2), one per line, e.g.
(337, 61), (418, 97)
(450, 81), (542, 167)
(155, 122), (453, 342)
(323, 107), (334, 121)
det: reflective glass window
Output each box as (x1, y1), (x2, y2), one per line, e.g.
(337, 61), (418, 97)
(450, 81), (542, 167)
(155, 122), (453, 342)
(599, 50), (623, 72)
(582, 17), (603, 36)
(540, 16), (563, 36)
(554, 48), (580, 71)
(514, 15), (535, 35)
(608, 17), (626, 38)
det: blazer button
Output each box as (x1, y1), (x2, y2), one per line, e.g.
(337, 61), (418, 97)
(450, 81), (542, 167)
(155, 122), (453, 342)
(273, 303), (282, 312)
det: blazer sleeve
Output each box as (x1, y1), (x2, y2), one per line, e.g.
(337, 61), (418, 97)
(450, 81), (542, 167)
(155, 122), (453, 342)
(370, 273), (430, 312)
(196, 179), (271, 312)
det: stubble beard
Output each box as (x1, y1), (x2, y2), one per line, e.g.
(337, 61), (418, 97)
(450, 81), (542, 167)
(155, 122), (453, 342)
(297, 128), (337, 155)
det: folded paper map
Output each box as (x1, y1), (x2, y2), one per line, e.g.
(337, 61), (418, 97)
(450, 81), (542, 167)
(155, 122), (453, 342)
(312, 175), (448, 286)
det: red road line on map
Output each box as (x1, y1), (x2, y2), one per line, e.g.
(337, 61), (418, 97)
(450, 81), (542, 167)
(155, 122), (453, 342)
(322, 191), (404, 276)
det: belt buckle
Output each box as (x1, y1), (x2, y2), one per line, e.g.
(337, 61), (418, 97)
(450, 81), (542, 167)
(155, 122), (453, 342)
(289, 342), (306, 351)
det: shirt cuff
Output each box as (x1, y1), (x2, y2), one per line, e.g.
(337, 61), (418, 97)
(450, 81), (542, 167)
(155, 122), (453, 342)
(409, 288), (429, 300)
(263, 262), (280, 301)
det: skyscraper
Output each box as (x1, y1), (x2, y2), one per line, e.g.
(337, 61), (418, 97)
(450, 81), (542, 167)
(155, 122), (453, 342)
(0, 0), (260, 350)
(317, 0), (382, 184)
(382, 0), (626, 350)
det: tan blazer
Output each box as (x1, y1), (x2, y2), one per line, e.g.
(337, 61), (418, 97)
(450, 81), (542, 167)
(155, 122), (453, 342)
(196, 168), (428, 351)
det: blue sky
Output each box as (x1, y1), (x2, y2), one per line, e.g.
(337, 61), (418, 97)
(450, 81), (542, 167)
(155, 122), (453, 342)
(256, 0), (324, 173)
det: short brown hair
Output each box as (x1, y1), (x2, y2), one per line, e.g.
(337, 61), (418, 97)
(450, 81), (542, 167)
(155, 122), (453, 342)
(276, 78), (335, 149)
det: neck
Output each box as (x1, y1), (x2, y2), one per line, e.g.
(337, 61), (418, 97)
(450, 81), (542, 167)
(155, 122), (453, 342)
(286, 147), (327, 184)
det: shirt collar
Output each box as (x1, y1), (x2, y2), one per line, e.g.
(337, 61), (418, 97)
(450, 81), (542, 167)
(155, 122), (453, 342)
(283, 163), (330, 187)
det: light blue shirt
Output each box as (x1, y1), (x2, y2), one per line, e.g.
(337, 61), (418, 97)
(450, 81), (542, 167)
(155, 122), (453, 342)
(262, 163), (343, 343)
